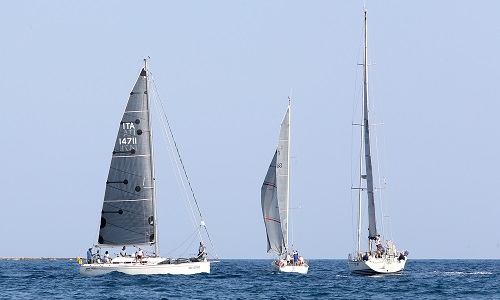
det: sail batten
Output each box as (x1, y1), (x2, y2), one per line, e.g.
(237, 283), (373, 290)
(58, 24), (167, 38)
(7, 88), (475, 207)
(104, 198), (152, 202)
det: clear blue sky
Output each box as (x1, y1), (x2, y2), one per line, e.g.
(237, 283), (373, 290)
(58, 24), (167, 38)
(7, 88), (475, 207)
(1, 1), (499, 259)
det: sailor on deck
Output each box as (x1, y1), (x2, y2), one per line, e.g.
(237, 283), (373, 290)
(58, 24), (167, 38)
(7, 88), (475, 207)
(104, 251), (111, 263)
(86, 247), (93, 264)
(293, 250), (298, 265)
(136, 248), (144, 264)
(198, 242), (206, 258)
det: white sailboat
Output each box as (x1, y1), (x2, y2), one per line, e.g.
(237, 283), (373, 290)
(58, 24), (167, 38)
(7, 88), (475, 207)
(347, 9), (408, 275)
(79, 60), (216, 276)
(261, 98), (309, 274)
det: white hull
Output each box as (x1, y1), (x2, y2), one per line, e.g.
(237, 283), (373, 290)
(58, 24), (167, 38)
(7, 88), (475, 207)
(273, 261), (309, 274)
(348, 257), (406, 275)
(80, 257), (210, 276)
(279, 264), (309, 274)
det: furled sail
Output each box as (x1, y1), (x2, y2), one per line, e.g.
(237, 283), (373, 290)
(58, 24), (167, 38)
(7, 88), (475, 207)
(362, 12), (378, 240)
(261, 151), (285, 254)
(276, 106), (290, 250)
(98, 68), (156, 246)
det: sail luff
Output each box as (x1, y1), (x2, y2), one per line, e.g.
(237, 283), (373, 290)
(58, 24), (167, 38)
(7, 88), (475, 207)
(276, 105), (290, 252)
(363, 9), (378, 240)
(144, 59), (160, 256)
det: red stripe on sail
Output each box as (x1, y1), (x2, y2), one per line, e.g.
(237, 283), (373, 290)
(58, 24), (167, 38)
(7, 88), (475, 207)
(264, 217), (281, 224)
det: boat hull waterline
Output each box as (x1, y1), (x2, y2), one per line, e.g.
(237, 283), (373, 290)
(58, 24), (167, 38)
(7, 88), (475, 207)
(277, 264), (309, 274)
(80, 261), (210, 276)
(348, 258), (406, 275)
(272, 260), (309, 274)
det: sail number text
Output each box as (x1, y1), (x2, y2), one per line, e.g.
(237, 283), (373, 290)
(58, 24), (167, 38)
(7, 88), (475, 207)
(118, 122), (139, 151)
(119, 137), (137, 145)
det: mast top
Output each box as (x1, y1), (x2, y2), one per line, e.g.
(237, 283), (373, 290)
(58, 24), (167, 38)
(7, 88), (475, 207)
(143, 57), (150, 76)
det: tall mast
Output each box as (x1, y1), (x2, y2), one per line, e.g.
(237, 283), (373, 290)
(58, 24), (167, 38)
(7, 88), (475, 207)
(362, 9), (378, 241)
(145, 58), (160, 256)
(285, 96), (291, 252)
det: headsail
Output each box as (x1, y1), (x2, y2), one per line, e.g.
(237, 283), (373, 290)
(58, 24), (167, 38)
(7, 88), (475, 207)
(261, 151), (285, 254)
(98, 68), (157, 247)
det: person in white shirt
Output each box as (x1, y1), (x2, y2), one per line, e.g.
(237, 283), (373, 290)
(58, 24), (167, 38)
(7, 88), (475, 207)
(197, 242), (206, 259)
(136, 248), (144, 264)
(104, 251), (111, 263)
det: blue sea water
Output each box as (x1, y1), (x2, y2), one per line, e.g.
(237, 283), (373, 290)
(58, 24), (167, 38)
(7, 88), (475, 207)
(0, 259), (498, 299)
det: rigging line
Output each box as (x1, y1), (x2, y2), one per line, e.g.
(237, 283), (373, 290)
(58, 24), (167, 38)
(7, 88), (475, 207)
(362, 37), (386, 243)
(379, 120), (394, 242)
(350, 63), (363, 253)
(369, 67), (390, 239)
(350, 16), (365, 125)
(150, 80), (200, 232)
(381, 129), (394, 242)
(350, 25), (364, 189)
(179, 230), (199, 258)
(349, 64), (361, 253)
(371, 97), (384, 236)
(154, 89), (196, 225)
(150, 73), (219, 259)
(164, 227), (198, 257)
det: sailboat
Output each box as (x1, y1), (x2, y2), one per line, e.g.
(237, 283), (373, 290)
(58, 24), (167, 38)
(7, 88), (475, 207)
(79, 60), (215, 276)
(261, 98), (309, 274)
(347, 9), (408, 275)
